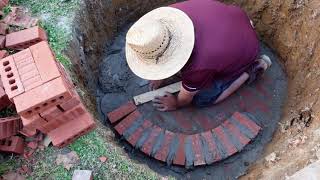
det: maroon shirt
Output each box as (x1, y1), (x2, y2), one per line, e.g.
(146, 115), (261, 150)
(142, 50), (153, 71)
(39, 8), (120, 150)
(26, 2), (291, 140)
(171, 0), (259, 91)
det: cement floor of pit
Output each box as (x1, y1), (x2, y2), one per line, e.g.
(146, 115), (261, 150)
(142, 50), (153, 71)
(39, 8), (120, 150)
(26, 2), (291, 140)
(95, 25), (287, 179)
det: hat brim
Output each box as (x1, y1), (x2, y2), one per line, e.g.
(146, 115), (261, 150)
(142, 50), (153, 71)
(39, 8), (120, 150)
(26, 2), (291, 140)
(126, 7), (195, 80)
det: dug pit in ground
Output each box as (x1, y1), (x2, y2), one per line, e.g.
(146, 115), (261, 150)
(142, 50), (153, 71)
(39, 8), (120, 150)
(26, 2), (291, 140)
(66, 0), (320, 179)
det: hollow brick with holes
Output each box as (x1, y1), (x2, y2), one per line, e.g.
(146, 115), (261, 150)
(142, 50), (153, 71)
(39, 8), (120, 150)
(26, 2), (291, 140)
(0, 55), (25, 99)
(13, 77), (73, 117)
(5, 26), (47, 50)
(48, 109), (96, 148)
(0, 136), (24, 154)
(0, 116), (22, 140)
(21, 114), (47, 130)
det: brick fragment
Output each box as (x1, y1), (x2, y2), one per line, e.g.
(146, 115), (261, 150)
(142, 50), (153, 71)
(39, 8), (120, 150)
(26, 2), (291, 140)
(191, 134), (206, 166)
(140, 125), (162, 155)
(0, 50), (8, 59)
(0, 136), (24, 154)
(154, 130), (175, 162)
(0, 23), (8, 35)
(0, 35), (5, 48)
(114, 110), (141, 135)
(29, 41), (61, 83)
(0, 82), (11, 110)
(173, 133), (186, 166)
(212, 126), (237, 156)
(6, 26), (47, 49)
(0, 56), (25, 99)
(0, 116), (22, 140)
(107, 101), (137, 123)
(13, 77), (72, 117)
(21, 114), (47, 130)
(48, 109), (96, 148)
(232, 112), (261, 136)
(19, 126), (37, 137)
(127, 120), (152, 147)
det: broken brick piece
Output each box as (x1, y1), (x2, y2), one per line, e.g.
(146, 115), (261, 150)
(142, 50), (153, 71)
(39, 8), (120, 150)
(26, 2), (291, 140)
(191, 134), (206, 166)
(173, 133), (187, 166)
(140, 125), (162, 156)
(21, 114), (47, 130)
(0, 35), (5, 48)
(0, 50), (8, 59)
(48, 110), (96, 148)
(0, 81), (11, 110)
(114, 110), (141, 135)
(0, 116), (22, 140)
(127, 120), (153, 147)
(107, 101), (137, 123)
(0, 55), (25, 99)
(19, 126), (37, 137)
(0, 23), (8, 35)
(154, 130), (175, 162)
(232, 112), (261, 136)
(29, 41), (61, 83)
(0, 136), (24, 154)
(13, 77), (72, 117)
(6, 26), (47, 50)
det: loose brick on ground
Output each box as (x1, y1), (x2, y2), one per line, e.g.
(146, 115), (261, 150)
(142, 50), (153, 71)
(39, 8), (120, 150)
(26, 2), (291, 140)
(140, 125), (162, 155)
(154, 130), (175, 162)
(191, 134), (206, 166)
(107, 101), (137, 123)
(0, 56), (25, 99)
(0, 136), (24, 154)
(232, 112), (261, 136)
(173, 133), (187, 166)
(127, 120), (152, 147)
(13, 77), (72, 117)
(6, 26), (47, 50)
(29, 41), (61, 83)
(19, 126), (37, 137)
(114, 110), (141, 135)
(0, 117), (22, 140)
(48, 110), (96, 148)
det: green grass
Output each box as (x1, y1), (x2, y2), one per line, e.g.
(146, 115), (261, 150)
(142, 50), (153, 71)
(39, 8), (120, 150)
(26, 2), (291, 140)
(10, 0), (81, 67)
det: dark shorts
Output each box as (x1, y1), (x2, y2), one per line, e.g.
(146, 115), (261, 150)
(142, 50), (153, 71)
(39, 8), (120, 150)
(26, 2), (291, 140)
(192, 78), (236, 107)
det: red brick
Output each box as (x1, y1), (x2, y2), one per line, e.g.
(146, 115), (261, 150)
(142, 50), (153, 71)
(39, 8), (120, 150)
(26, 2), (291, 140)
(0, 0), (8, 10)
(13, 48), (42, 91)
(141, 126), (162, 155)
(59, 95), (81, 111)
(154, 130), (175, 162)
(48, 110), (96, 148)
(191, 134), (206, 166)
(232, 112), (261, 135)
(0, 50), (8, 59)
(13, 77), (72, 117)
(29, 41), (61, 83)
(127, 120), (152, 146)
(0, 35), (5, 48)
(0, 23), (8, 35)
(194, 113), (215, 131)
(0, 136), (24, 154)
(171, 111), (193, 130)
(0, 116), (22, 140)
(40, 106), (63, 121)
(0, 83), (11, 110)
(107, 101), (137, 123)
(19, 126), (37, 137)
(201, 131), (221, 163)
(0, 56), (25, 99)
(222, 120), (251, 145)
(21, 114), (47, 130)
(39, 104), (86, 133)
(6, 26), (47, 50)
(212, 126), (237, 156)
(114, 110), (141, 135)
(173, 133), (186, 166)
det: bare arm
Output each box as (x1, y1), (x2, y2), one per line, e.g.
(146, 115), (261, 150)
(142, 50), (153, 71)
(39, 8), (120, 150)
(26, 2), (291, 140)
(176, 85), (198, 107)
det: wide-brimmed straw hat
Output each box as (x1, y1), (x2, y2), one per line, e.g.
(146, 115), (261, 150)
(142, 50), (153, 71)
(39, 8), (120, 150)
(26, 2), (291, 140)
(125, 7), (195, 80)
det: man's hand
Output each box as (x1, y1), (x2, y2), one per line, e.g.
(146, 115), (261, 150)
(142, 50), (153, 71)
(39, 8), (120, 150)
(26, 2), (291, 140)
(149, 80), (164, 90)
(152, 92), (178, 111)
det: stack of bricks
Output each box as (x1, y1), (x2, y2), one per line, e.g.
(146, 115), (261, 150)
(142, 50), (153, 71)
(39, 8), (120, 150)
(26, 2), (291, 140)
(0, 26), (96, 148)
